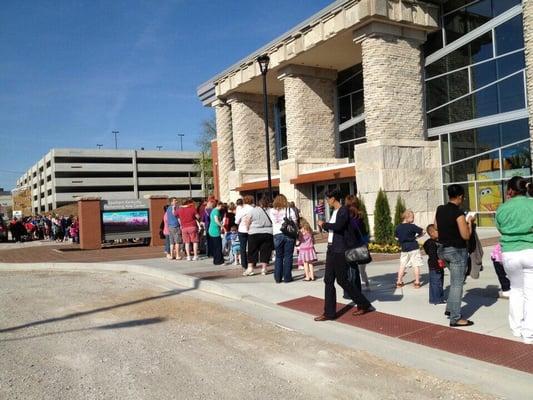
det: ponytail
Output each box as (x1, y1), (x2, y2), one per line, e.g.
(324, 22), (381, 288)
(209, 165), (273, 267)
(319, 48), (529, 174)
(507, 176), (531, 196)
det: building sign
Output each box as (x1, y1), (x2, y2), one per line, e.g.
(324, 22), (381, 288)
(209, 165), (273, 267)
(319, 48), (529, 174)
(101, 199), (151, 240)
(102, 199), (148, 211)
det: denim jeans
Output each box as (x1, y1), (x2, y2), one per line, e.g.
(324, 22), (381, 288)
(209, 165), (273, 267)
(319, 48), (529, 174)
(164, 235), (170, 254)
(428, 268), (445, 304)
(438, 246), (468, 323)
(273, 234), (295, 283)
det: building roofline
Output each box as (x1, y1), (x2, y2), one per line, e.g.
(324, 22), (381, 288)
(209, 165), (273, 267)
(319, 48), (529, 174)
(196, 0), (442, 106)
(196, 0), (350, 105)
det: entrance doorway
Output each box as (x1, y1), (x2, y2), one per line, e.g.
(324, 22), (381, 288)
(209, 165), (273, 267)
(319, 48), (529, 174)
(313, 180), (356, 227)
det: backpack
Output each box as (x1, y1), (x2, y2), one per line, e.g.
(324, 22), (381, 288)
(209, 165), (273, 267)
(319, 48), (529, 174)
(280, 208), (298, 239)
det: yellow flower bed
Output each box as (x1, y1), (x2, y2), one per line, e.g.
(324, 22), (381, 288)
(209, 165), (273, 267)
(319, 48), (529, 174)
(368, 242), (401, 254)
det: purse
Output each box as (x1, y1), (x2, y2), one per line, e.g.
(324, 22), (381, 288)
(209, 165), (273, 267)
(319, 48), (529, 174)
(345, 218), (372, 265)
(280, 208), (298, 239)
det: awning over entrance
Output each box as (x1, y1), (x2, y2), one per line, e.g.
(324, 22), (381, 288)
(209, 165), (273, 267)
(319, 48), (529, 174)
(290, 165), (355, 185)
(235, 178), (280, 192)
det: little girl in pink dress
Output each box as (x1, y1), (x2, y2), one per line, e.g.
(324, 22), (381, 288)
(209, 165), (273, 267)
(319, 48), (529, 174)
(298, 220), (317, 281)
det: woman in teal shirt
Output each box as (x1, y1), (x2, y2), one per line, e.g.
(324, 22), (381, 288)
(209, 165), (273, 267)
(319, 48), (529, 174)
(495, 176), (533, 345)
(208, 202), (225, 265)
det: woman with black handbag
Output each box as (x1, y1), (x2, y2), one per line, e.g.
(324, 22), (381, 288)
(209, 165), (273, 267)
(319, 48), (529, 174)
(315, 190), (373, 321)
(269, 194), (298, 283)
(344, 195), (371, 298)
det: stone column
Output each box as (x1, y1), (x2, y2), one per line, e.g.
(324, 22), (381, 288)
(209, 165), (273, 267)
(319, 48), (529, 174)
(523, 0), (533, 159)
(353, 23), (440, 232)
(145, 195), (168, 247)
(278, 65), (337, 159)
(227, 92), (277, 172)
(356, 24), (426, 141)
(213, 100), (234, 202)
(77, 197), (102, 250)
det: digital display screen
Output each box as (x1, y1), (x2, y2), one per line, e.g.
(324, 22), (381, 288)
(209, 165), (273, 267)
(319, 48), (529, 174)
(101, 209), (149, 234)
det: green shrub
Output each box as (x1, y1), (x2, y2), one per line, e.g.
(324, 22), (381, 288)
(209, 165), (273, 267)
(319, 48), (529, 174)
(393, 195), (406, 227)
(374, 189), (394, 245)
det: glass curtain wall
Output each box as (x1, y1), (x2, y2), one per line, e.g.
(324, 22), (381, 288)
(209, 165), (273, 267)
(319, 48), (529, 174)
(424, 0), (531, 226)
(337, 64), (366, 160)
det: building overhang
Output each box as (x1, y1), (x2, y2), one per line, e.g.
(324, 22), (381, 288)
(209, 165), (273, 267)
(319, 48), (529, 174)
(290, 164), (356, 185)
(235, 178), (280, 192)
(197, 0), (439, 106)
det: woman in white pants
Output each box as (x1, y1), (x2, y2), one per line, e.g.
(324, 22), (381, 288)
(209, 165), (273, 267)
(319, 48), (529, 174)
(495, 176), (533, 344)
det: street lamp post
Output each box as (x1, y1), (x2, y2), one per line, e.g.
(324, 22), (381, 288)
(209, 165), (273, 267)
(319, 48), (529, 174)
(156, 146), (162, 151)
(177, 133), (185, 151)
(112, 131), (119, 150)
(257, 54), (273, 202)
(96, 144), (103, 150)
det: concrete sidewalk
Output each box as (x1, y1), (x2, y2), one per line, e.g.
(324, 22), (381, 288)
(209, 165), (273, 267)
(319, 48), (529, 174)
(110, 237), (515, 343)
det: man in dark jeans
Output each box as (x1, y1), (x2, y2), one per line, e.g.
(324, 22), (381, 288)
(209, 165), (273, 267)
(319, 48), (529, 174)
(315, 190), (373, 321)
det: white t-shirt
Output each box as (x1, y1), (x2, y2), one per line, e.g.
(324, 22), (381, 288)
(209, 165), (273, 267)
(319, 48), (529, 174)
(328, 209), (338, 244)
(269, 208), (297, 235)
(235, 204), (253, 233)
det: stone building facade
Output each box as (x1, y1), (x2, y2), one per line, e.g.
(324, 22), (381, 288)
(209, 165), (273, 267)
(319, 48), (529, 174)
(198, 0), (532, 232)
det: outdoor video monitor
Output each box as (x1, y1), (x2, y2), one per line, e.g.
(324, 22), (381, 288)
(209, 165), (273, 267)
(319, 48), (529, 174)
(101, 209), (150, 239)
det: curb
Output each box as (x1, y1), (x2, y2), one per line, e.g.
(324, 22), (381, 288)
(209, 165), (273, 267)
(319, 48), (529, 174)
(0, 262), (248, 302)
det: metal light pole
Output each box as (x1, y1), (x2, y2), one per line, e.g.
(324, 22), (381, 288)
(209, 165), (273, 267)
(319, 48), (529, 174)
(156, 146), (162, 151)
(112, 131), (119, 150)
(257, 54), (273, 202)
(177, 133), (185, 151)
(96, 144), (103, 149)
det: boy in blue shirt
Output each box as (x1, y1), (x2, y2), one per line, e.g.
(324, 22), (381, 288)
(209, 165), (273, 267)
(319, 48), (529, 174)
(395, 210), (424, 288)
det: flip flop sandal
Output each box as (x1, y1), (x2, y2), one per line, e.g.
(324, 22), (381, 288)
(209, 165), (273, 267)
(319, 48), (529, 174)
(395, 282), (404, 288)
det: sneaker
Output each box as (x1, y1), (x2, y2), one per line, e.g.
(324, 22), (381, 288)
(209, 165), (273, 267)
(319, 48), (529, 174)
(243, 267), (254, 276)
(499, 290), (510, 299)
(261, 268), (266, 275)
(186, 256), (192, 261)
(192, 256), (198, 261)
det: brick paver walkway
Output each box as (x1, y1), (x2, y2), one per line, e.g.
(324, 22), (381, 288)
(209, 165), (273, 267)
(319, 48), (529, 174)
(0, 243), (165, 263)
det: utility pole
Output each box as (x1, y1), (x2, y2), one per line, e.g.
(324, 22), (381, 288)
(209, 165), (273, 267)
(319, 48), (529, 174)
(96, 144), (103, 149)
(156, 146), (162, 151)
(177, 133), (185, 151)
(112, 131), (119, 150)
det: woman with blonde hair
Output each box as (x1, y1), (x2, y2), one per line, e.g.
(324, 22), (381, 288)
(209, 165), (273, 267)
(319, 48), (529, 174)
(269, 194), (298, 283)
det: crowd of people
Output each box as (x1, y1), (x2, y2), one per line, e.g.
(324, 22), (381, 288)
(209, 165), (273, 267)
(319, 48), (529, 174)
(161, 174), (533, 343)
(6, 215), (79, 243)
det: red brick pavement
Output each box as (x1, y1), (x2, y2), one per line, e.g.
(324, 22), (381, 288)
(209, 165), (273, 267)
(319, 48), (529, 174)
(279, 296), (533, 374)
(0, 244), (165, 263)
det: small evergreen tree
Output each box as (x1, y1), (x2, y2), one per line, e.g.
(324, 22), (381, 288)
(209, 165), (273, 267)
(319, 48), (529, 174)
(358, 195), (370, 237)
(393, 195), (406, 227)
(374, 189), (394, 245)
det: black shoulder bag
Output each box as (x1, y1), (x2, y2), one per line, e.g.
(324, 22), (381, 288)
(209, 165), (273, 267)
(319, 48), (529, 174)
(280, 208), (298, 239)
(345, 218), (372, 265)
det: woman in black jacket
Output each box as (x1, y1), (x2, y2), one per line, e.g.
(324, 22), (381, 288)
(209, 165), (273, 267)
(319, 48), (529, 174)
(315, 190), (373, 321)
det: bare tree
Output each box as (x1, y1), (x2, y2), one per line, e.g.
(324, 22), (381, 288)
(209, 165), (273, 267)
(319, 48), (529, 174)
(194, 116), (216, 198)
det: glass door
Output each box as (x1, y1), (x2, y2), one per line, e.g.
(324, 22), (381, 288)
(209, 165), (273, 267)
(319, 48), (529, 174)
(312, 180), (356, 228)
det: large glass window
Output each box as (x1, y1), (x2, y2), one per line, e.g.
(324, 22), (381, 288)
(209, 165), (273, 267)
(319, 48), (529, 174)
(440, 120), (531, 226)
(336, 64), (365, 161)
(425, 0), (522, 57)
(429, 3), (530, 227)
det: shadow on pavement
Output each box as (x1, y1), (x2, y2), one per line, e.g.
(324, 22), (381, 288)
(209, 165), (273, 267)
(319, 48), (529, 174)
(0, 282), (198, 334)
(461, 285), (500, 320)
(0, 317), (168, 342)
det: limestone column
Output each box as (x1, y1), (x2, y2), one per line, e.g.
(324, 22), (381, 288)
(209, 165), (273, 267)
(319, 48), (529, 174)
(523, 0), (533, 160)
(353, 23), (440, 232)
(227, 92), (277, 172)
(213, 100), (234, 202)
(278, 65), (337, 159)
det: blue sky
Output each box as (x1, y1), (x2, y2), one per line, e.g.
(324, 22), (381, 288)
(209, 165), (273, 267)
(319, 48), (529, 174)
(0, 0), (332, 190)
